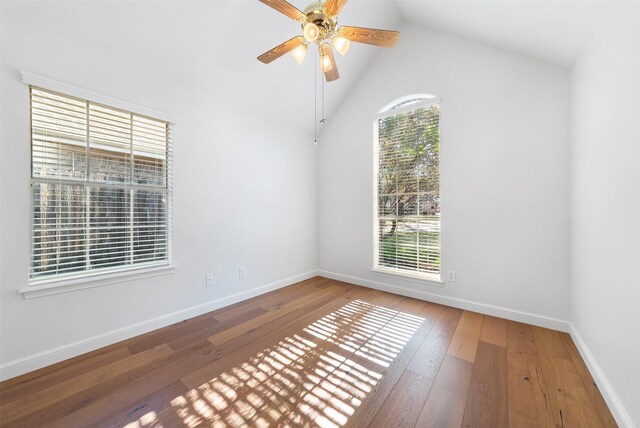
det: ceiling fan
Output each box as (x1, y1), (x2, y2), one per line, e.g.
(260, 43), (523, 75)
(257, 0), (400, 82)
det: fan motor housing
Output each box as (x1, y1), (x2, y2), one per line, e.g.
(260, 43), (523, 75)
(302, 1), (337, 39)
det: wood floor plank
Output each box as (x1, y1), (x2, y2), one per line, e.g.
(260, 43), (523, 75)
(532, 326), (605, 428)
(88, 380), (188, 428)
(407, 307), (463, 377)
(455, 310), (485, 336)
(257, 284), (317, 312)
(0, 342), (132, 391)
(345, 303), (445, 427)
(354, 300), (462, 426)
(415, 355), (474, 428)
(168, 306), (266, 351)
(212, 301), (270, 324)
(154, 402), (205, 427)
(369, 369), (434, 427)
(447, 310), (484, 363)
(181, 289), (370, 390)
(286, 297), (441, 428)
(480, 315), (507, 347)
(462, 341), (509, 428)
(506, 321), (557, 427)
(561, 333), (618, 427)
(309, 276), (335, 289)
(48, 341), (217, 428)
(506, 320), (538, 364)
(208, 286), (338, 345)
(214, 307), (313, 355)
(0, 344), (173, 426)
(507, 357), (553, 428)
(0, 346), (132, 405)
(181, 289), (387, 426)
(127, 314), (221, 354)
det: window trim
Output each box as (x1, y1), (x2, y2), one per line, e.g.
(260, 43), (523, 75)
(22, 71), (175, 296)
(19, 263), (177, 299)
(371, 267), (444, 287)
(374, 96), (441, 120)
(377, 94), (439, 116)
(372, 96), (443, 284)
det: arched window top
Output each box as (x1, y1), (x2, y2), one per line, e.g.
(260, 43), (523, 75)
(378, 94), (438, 114)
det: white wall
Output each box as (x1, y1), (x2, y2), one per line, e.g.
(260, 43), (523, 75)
(570, 3), (640, 426)
(317, 22), (571, 323)
(0, 4), (317, 377)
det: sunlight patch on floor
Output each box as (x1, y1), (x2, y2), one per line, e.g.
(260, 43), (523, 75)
(133, 299), (425, 427)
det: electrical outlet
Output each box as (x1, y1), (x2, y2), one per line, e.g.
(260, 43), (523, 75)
(205, 274), (214, 287)
(239, 267), (246, 279)
(447, 270), (456, 282)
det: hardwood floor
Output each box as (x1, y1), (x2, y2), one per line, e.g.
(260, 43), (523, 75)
(0, 277), (617, 427)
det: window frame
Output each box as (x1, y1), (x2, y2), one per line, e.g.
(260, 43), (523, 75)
(372, 96), (444, 286)
(20, 71), (176, 299)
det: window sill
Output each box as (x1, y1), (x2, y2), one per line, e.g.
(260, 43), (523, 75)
(20, 264), (177, 299)
(371, 268), (444, 287)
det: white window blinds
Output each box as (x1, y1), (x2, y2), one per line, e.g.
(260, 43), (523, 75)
(30, 87), (172, 282)
(374, 99), (441, 279)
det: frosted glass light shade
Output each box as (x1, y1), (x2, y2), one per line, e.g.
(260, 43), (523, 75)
(290, 44), (308, 64)
(303, 23), (320, 42)
(332, 36), (350, 56)
(320, 53), (333, 72)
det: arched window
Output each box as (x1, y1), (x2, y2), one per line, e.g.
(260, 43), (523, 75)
(373, 95), (442, 282)
(378, 94), (438, 113)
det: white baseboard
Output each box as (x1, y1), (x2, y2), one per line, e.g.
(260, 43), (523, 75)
(0, 270), (318, 382)
(318, 270), (570, 332)
(569, 324), (636, 428)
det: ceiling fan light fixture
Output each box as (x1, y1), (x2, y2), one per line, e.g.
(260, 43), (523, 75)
(320, 52), (333, 72)
(256, 0), (400, 82)
(332, 36), (350, 56)
(303, 22), (320, 42)
(290, 43), (308, 64)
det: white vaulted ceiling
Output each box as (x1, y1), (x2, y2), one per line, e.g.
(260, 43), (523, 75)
(395, 0), (605, 68)
(2, 0), (605, 134)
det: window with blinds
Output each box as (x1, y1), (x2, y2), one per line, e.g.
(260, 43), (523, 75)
(374, 98), (441, 280)
(29, 87), (172, 283)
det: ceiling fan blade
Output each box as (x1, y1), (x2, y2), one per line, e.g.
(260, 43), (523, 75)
(324, 0), (348, 16)
(323, 47), (340, 82)
(257, 36), (304, 64)
(338, 26), (399, 47)
(324, 46), (340, 82)
(258, 0), (306, 21)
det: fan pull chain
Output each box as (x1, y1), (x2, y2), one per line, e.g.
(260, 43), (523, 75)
(314, 47), (318, 146)
(320, 71), (326, 124)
